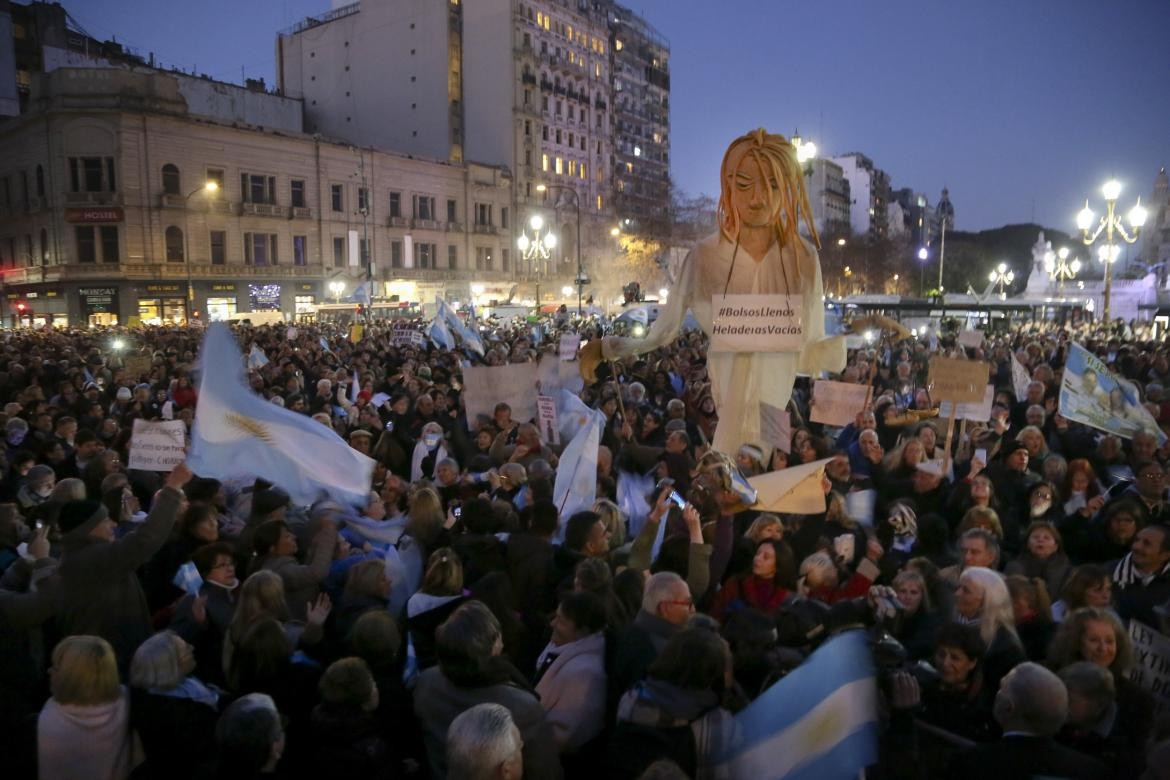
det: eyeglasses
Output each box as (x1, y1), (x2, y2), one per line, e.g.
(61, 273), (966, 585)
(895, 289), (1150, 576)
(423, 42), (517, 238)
(1141, 472), (1165, 481)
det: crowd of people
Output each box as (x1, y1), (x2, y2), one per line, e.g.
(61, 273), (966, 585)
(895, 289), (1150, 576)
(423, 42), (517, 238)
(0, 313), (1169, 780)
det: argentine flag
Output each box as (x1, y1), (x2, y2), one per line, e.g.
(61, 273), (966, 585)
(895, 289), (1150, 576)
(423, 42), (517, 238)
(715, 629), (877, 779)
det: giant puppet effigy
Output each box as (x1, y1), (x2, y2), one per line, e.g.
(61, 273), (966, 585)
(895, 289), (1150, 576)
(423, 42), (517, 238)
(581, 128), (904, 459)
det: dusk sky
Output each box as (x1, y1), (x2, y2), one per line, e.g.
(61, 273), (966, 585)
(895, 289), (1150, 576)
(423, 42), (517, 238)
(68, 0), (1170, 232)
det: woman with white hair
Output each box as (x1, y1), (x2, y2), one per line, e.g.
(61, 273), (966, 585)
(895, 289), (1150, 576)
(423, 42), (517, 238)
(128, 630), (219, 779)
(410, 422), (449, 483)
(954, 566), (1026, 692)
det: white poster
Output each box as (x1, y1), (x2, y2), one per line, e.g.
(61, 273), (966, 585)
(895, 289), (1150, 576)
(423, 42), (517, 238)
(938, 384), (995, 421)
(810, 380), (871, 426)
(760, 402), (792, 453)
(537, 395), (560, 445)
(347, 229), (359, 267)
(1129, 621), (1170, 717)
(710, 294), (804, 353)
(559, 334), (581, 361)
(1011, 353), (1032, 400)
(128, 419), (187, 472)
(462, 363), (539, 431)
(957, 330), (984, 349)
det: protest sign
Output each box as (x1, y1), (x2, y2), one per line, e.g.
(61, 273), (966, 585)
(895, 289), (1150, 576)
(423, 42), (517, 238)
(760, 403), (792, 453)
(1011, 353), (1032, 400)
(957, 330), (984, 349)
(710, 294), (804, 353)
(810, 380), (870, 426)
(393, 330), (426, 348)
(462, 363), (539, 430)
(559, 333), (581, 361)
(128, 419), (186, 471)
(938, 384), (995, 422)
(537, 395), (560, 445)
(928, 356), (987, 403)
(1128, 621), (1170, 717)
(286, 326), (298, 341)
(124, 355), (152, 378)
(844, 489), (876, 527)
(1060, 342), (1166, 444)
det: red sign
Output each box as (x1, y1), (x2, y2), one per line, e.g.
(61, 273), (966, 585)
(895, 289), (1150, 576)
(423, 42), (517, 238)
(64, 207), (124, 223)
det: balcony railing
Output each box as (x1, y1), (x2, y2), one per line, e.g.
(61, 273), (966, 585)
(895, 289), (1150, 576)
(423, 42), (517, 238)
(411, 218), (441, 230)
(65, 191), (117, 206)
(241, 202), (286, 217)
(289, 206), (312, 219)
(387, 216), (408, 227)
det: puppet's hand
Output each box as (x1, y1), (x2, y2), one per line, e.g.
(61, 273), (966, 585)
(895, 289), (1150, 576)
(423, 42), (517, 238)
(578, 340), (604, 384)
(849, 314), (912, 342)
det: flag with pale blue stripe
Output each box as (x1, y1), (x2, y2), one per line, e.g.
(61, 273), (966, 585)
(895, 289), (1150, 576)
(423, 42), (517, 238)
(247, 344), (269, 369)
(188, 324), (375, 506)
(435, 295), (485, 356)
(429, 316), (454, 350)
(172, 561), (203, 598)
(714, 629), (877, 779)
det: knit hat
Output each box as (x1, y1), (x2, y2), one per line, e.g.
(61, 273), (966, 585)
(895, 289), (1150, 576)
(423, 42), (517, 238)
(251, 488), (289, 518)
(57, 500), (109, 538)
(999, 439), (1028, 460)
(115, 386), (132, 401)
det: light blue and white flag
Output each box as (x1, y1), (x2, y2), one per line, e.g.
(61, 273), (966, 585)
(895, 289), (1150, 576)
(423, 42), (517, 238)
(247, 344), (269, 369)
(617, 468), (655, 541)
(435, 295), (485, 356)
(616, 306), (650, 325)
(552, 412), (601, 534)
(347, 280), (373, 306)
(556, 388), (605, 445)
(319, 336), (332, 354)
(714, 629), (878, 779)
(172, 561), (204, 598)
(428, 316), (455, 350)
(188, 324), (375, 506)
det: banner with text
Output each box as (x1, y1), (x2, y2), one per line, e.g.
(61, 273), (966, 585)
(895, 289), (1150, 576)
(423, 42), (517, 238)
(710, 294), (804, 353)
(760, 403), (792, 454)
(1128, 621), (1170, 717)
(1060, 342), (1166, 444)
(128, 419), (187, 472)
(537, 395), (560, 445)
(559, 334), (581, 361)
(810, 380), (871, 426)
(928, 356), (988, 403)
(939, 384), (995, 422)
(462, 363), (539, 431)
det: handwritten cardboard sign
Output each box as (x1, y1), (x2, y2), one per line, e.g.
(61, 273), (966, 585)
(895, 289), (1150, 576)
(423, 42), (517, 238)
(128, 419), (187, 472)
(928, 356), (987, 403)
(462, 363), (539, 431)
(938, 384), (995, 422)
(957, 330), (984, 349)
(537, 395), (560, 445)
(1129, 621), (1170, 717)
(559, 334), (581, 361)
(810, 380), (871, 426)
(124, 355), (152, 379)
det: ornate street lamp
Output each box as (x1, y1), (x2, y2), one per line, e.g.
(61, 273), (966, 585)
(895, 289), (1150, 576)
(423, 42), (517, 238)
(989, 262), (1015, 300)
(1076, 179), (1147, 320)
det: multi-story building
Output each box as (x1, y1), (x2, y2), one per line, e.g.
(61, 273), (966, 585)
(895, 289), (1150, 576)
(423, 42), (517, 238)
(831, 152), (890, 239)
(890, 187), (935, 247)
(1142, 168), (1169, 282)
(277, 0), (644, 302)
(607, 4), (670, 234)
(804, 157), (851, 237)
(0, 65), (513, 327)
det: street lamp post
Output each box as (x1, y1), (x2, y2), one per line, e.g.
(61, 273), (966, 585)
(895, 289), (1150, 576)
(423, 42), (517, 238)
(1045, 246), (1081, 294)
(329, 280), (345, 304)
(535, 183), (584, 316)
(184, 181), (218, 323)
(989, 262), (1015, 299)
(1076, 179), (1147, 321)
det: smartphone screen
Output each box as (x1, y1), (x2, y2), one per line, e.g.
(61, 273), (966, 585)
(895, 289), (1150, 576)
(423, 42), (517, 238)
(668, 490), (686, 509)
(974, 448), (987, 463)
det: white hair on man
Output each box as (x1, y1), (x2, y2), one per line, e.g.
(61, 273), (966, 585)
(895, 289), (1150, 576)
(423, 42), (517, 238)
(642, 571), (686, 614)
(446, 703), (524, 780)
(994, 662), (1068, 737)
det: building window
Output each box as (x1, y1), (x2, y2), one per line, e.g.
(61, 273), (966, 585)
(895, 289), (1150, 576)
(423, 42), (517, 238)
(389, 191), (401, 218)
(358, 187), (369, 213)
(542, 154), (549, 172)
(555, 157), (563, 175)
(524, 120), (531, 136)
(500, 207), (509, 229)
(331, 184), (343, 212)
(447, 198), (458, 222)
(69, 157), (116, 192)
(76, 226), (96, 263)
(542, 126), (549, 141)
(35, 164), (45, 198)
(475, 246), (492, 271)
(100, 226), (119, 262)
(39, 228), (48, 265)
(290, 179), (306, 208)
(206, 168), (225, 190)
(391, 240), (402, 268)
(165, 226), (184, 262)
(293, 235), (307, 266)
(241, 173), (276, 204)
(244, 232), (274, 266)
(501, 248), (510, 271)
(413, 195), (436, 220)
(210, 230), (226, 265)
(417, 242), (435, 269)
(448, 244), (458, 269)
(23, 234), (31, 266)
(332, 236), (345, 267)
(475, 203), (492, 226)
(359, 238), (371, 267)
(162, 164), (181, 195)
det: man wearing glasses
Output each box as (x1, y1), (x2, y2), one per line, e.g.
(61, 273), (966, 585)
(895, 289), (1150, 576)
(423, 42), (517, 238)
(611, 572), (694, 700)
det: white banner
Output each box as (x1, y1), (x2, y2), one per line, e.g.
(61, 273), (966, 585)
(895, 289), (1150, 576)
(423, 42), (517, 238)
(810, 380), (871, 426)
(957, 329), (984, 349)
(710, 294), (804, 353)
(393, 330), (426, 348)
(128, 419), (187, 472)
(760, 403), (792, 453)
(559, 333), (581, 361)
(462, 363), (539, 431)
(1011, 353), (1032, 400)
(939, 384), (995, 422)
(537, 395), (560, 445)
(1128, 621), (1170, 717)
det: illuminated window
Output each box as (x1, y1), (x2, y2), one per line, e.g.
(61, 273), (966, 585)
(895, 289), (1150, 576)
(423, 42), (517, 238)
(615, 39), (623, 51)
(568, 160), (576, 176)
(596, 195), (603, 210)
(580, 163), (586, 179)
(625, 162), (633, 173)
(542, 154), (549, 172)
(555, 157), (563, 175)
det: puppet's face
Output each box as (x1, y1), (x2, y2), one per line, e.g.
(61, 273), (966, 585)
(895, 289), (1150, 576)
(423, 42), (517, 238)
(729, 153), (782, 230)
